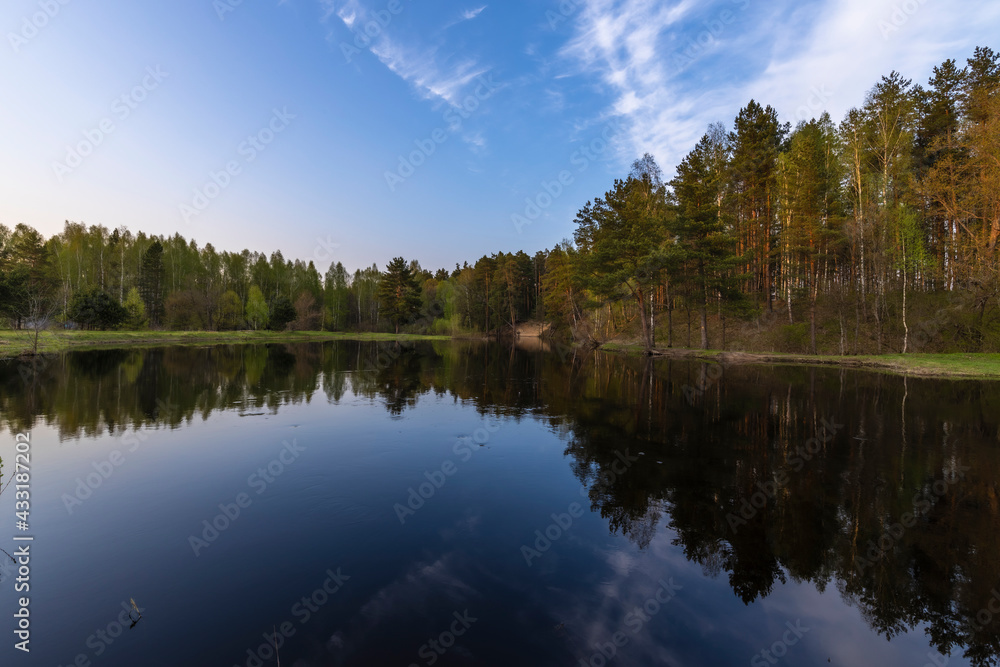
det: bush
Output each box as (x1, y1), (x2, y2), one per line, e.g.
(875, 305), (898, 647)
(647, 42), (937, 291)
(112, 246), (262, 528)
(292, 292), (321, 331)
(217, 290), (244, 331)
(123, 287), (147, 330)
(269, 295), (296, 331)
(164, 290), (207, 330)
(68, 288), (127, 330)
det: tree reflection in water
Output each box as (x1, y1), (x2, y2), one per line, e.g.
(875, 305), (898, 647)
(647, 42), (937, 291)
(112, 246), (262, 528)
(2, 341), (998, 665)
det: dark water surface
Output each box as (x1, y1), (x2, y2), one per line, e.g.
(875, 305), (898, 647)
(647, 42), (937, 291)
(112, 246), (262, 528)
(0, 341), (998, 667)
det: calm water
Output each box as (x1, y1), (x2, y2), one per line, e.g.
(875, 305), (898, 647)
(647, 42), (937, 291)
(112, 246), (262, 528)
(0, 341), (998, 667)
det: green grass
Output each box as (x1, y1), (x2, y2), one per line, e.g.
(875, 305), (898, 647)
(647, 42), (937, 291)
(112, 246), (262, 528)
(5, 330), (998, 379)
(601, 343), (1000, 379)
(853, 353), (1000, 378)
(0, 330), (450, 359)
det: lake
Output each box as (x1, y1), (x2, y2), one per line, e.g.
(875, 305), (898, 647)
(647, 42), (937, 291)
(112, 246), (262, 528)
(0, 340), (998, 666)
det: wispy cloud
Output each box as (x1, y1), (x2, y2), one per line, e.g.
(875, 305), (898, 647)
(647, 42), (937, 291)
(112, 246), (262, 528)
(463, 5), (487, 21)
(369, 39), (490, 106)
(558, 0), (699, 168)
(560, 0), (1000, 176)
(325, 0), (491, 107)
(442, 5), (488, 30)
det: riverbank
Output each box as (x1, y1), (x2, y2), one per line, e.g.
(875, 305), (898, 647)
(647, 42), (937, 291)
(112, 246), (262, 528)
(600, 344), (1000, 380)
(0, 330), (451, 359)
(4, 330), (998, 380)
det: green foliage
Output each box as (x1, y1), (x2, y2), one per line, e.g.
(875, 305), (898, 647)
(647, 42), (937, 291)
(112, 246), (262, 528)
(123, 287), (147, 329)
(324, 262), (350, 331)
(245, 286), (269, 331)
(216, 290), (244, 331)
(164, 290), (207, 331)
(68, 288), (127, 330)
(292, 292), (321, 331)
(1, 45), (998, 355)
(139, 240), (164, 328)
(573, 158), (673, 349)
(377, 257), (422, 334)
(268, 295), (296, 331)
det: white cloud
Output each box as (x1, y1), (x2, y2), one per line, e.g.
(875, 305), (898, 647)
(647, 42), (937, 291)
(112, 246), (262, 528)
(442, 5), (488, 30)
(370, 38), (490, 106)
(325, 0), (490, 107)
(560, 0), (1000, 176)
(462, 6), (487, 21)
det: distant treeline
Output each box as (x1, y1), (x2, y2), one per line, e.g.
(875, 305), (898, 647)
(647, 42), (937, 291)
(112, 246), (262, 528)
(1, 46), (998, 353)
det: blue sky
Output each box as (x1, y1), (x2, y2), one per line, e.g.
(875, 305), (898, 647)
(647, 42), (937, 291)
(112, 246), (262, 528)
(1, 0), (998, 273)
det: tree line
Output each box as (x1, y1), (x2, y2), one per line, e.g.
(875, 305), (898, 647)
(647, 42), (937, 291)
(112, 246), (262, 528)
(1, 46), (997, 353)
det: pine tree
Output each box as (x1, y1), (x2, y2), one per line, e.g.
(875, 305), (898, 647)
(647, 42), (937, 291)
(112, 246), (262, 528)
(377, 257), (421, 334)
(671, 131), (741, 349)
(139, 240), (164, 328)
(123, 287), (148, 329)
(573, 157), (671, 352)
(728, 101), (788, 311)
(782, 115), (844, 353)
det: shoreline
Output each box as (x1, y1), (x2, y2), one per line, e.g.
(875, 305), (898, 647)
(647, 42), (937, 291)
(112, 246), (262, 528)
(600, 344), (1000, 380)
(2, 330), (999, 380)
(0, 330), (452, 360)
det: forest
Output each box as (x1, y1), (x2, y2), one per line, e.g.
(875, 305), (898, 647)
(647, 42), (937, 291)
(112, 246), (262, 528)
(1, 46), (997, 355)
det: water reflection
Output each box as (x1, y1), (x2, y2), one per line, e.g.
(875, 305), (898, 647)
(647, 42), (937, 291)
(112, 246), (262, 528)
(1, 342), (999, 665)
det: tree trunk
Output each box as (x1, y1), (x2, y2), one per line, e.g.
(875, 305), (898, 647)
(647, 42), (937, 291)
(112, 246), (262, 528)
(667, 294), (673, 348)
(901, 233), (909, 354)
(700, 305), (709, 350)
(720, 295), (726, 350)
(686, 306), (692, 348)
(636, 288), (651, 353)
(809, 284), (818, 355)
(649, 291), (655, 351)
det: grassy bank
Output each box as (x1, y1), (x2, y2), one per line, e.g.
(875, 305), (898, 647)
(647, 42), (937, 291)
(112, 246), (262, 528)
(0, 330), (451, 359)
(601, 344), (1000, 380)
(4, 329), (998, 380)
